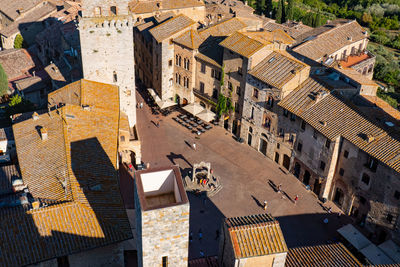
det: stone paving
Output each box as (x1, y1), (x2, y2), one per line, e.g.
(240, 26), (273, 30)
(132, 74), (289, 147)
(130, 89), (353, 259)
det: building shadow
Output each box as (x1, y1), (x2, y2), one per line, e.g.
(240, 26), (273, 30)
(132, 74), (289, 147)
(166, 152), (193, 168)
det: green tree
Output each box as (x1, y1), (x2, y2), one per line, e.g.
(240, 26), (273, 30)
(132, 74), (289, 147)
(281, 0), (286, 23)
(287, 0), (294, 21)
(257, 0), (266, 15)
(266, 0), (273, 17)
(0, 63), (8, 96)
(275, 0), (283, 23)
(5, 95), (35, 117)
(216, 94), (227, 117)
(314, 11), (322, 27)
(13, 34), (25, 49)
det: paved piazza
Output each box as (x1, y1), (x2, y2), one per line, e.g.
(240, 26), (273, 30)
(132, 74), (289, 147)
(131, 90), (352, 259)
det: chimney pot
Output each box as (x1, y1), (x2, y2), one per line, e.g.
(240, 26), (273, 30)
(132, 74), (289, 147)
(40, 127), (48, 140)
(32, 201), (40, 209)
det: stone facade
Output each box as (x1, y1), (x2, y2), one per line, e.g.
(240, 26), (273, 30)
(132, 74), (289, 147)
(194, 58), (221, 110)
(80, 1), (136, 126)
(174, 43), (196, 105)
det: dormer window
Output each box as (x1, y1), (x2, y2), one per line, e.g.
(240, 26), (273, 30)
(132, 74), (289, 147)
(110, 6), (117, 16)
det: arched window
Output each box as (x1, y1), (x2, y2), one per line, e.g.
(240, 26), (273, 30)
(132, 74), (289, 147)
(249, 126), (253, 133)
(178, 74), (181, 85)
(178, 56), (182, 67)
(176, 55), (179, 66)
(113, 71), (117, 82)
(110, 6), (117, 15)
(175, 73), (178, 83)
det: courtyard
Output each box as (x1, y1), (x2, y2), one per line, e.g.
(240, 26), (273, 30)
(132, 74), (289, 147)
(127, 89), (352, 259)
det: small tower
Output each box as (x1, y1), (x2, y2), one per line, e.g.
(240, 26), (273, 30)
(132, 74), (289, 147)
(79, 0), (136, 126)
(134, 166), (190, 267)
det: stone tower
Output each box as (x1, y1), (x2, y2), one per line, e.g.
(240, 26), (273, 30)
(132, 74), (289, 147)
(134, 166), (190, 267)
(79, 0), (136, 126)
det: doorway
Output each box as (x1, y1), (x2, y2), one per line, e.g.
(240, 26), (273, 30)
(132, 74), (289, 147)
(294, 162), (300, 178)
(182, 98), (188, 105)
(224, 119), (229, 130)
(313, 179), (321, 195)
(175, 94), (180, 105)
(283, 154), (290, 170)
(334, 188), (344, 207)
(259, 138), (267, 156)
(247, 133), (252, 146)
(303, 170), (310, 185)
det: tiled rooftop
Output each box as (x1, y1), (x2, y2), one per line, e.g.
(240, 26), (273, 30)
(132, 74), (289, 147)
(198, 17), (247, 39)
(264, 21), (313, 39)
(0, 0), (42, 20)
(129, 0), (204, 14)
(0, 165), (20, 195)
(278, 77), (400, 173)
(0, 49), (35, 81)
(174, 29), (204, 49)
(3, 79), (131, 267)
(249, 51), (308, 89)
(285, 243), (362, 267)
(149, 14), (196, 42)
(225, 214), (288, 258)
(293, 20), (367, 61)
(339, 52), (371, 68)
(219, 31), (267, 58)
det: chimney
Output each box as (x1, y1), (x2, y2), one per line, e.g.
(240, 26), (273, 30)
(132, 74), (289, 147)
(32, 201), (40, 210)
(40, 127), (48, 140)
(366, 134), (374, 143)
(32, 112), (39, 120)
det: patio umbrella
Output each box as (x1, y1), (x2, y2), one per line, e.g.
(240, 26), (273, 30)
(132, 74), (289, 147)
(196, 109), (216, 122)
(156, 99), (177, 109)
(182, 102), (205, 116)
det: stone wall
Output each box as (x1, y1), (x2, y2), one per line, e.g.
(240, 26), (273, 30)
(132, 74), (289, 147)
(174, 43), (196, 104)
(134, 28), (153, 89)
(132, 6), (206, 23)
(79, 17), (137, 126)
(332, 138), (400, 242)
(81, 0), (130, 17)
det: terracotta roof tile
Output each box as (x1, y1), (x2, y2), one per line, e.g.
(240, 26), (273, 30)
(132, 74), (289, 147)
(293, 21), (367, 61)
(0, 49), (35, 81)
(149, 14), (195, 42)
(225, 214), (288, 258)
(249, 51), (307, 89)
(4, 79), (131, 267)
(285, 243), (362, 267)
(129, 0), (204, 14)
(174, 29), (204, 49)
(219, 31), (267, 58)
(278, 77), (400, 173)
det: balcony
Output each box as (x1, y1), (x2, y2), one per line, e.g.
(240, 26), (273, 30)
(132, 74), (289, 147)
(339, 50), (375, 68)
(193, 88), (216, 105)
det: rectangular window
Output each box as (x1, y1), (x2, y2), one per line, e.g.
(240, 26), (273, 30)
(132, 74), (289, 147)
(301, 120), (306, 131)
(228, 82), (233, 90)
(361, 173), (370, 185)
(238, 66), (242, 76)
(290, 113), (296, 121)
(325, 139), (331, 149)
(201, 63), (206, 73)
(236, 86), (240, 96)
(168, 60), (172, 66)
(211, 69), (215, 78)
(113, 71), (117, 83)
(394, 190), (400, 200)
(162, 256), (168, 267)
(253, 88), (259, 99)
(200, 82), (205, 93)
(365, 156), (378, 172)
(235, 102), (239, 113)
(339, 168), (344, 176)
(297, 142), (302, 152)
(344, 150), (349, 158)
(320, 161), (325, 171)
(120, 135), (125, 142)
(359, 196), (366, 205)
(283, 109), (289, 117)
(387, 214), (393, 224)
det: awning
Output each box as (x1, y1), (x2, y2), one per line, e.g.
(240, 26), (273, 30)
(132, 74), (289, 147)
(156, 99), (177, 109)
(147, 88), (157, 97)
(182, 102), (204, 116)
(196, 109), (216, 122)
(378, 240), (400, 263)
(337, 224), (371, 250)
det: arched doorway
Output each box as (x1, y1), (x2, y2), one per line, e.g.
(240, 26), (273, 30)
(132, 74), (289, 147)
(232, 120), (238, 135)
(334, 187), (344, 207)
(175, 94), (180, 105)
(283, 154), (290, 170)
(303, 170), (310, 185)
(247, 127), (253, 145)
(313, 179), (321, 195)
(259, 138), (267, 156)
(294, 162), (301, 178)
(182, 98), (188, 105)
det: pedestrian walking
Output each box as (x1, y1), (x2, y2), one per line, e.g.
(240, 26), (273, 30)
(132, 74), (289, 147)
(294, 195), (299, 205)
(140, 102), (143, 109)
(327, 207), (332, 213)
(128, 163), (133, 172)
(263, 200), (268, 211)
(277, 183), (282, 193)
(193, 142), (196, 150)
